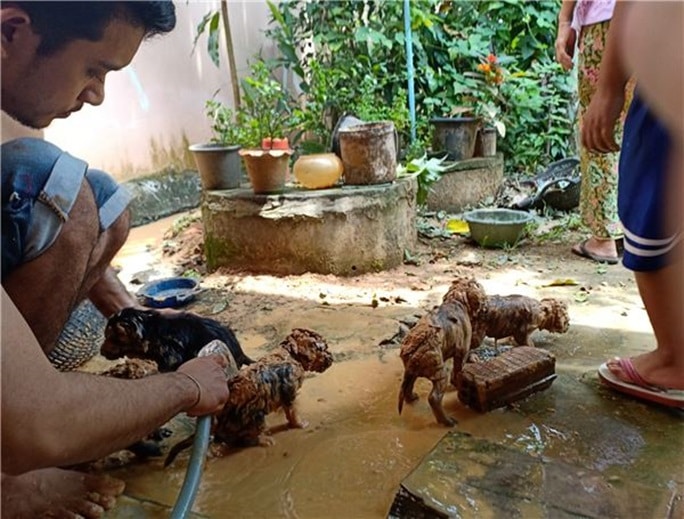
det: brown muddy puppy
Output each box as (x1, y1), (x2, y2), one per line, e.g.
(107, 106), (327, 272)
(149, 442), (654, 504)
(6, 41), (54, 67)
(98, 358), (159, 379)
(470, 295), (569, 349)
(101, 307), (254, 372)
(165, 328), (334, 466)
(398, 276), (487, 426)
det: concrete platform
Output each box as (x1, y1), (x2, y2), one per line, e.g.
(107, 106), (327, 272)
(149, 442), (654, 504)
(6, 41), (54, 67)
(426, 154), (504, 213)
(389, 370), (683, 519)
(201, 176), (417, 276)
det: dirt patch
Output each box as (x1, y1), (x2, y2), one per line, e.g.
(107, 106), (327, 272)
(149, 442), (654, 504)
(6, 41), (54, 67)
(153, 209), (637, 354)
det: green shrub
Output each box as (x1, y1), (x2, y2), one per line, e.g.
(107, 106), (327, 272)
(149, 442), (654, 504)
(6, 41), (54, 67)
(265, 0), (576, 175)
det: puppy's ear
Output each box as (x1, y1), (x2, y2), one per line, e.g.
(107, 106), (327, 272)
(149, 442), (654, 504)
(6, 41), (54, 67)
(129, 312), (147, 340)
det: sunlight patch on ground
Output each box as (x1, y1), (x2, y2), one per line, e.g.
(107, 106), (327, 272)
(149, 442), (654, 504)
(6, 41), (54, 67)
(231, 275), (441, 307)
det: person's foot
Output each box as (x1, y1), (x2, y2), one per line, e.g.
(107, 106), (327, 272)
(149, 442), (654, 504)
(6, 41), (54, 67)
(607, 351), (684, 391)
(1, 468), (125, 518)
(571, 236), (619, 264)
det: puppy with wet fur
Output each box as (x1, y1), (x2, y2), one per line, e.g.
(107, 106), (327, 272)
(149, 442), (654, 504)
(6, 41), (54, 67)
(101, 307), (254, 371)
(470, 295), (569, 349)
(398, 276), (487, 426)
(165, 328), (334, 465)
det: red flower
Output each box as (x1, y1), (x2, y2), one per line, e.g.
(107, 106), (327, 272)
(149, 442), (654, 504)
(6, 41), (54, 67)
(487, 53), (497, 64)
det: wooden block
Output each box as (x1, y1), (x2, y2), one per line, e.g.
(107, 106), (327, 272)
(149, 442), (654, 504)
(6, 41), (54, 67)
(456, 346), (556, 412)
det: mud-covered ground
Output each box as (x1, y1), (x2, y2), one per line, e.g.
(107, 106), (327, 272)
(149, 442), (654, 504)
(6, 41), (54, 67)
(93, 208), (677, 519)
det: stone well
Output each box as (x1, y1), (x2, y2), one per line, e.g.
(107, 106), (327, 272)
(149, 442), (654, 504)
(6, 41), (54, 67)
(201, 176), (417, 276)
(426, 153), (504, 212)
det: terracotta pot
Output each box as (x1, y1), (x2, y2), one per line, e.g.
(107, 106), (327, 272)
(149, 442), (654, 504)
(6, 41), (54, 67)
(338, 121), (397, 185)
(293, 153), (344, 189)
(188, 143), (243, 190)
(261, 137), (290, 150)
(239, 148), (293, 194)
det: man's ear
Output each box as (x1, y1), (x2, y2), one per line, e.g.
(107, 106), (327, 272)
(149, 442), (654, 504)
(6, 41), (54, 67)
(1, 7), (33, 59)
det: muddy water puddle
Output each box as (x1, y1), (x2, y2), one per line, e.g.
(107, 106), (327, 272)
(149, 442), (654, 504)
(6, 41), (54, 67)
(110, 355), (449, 517)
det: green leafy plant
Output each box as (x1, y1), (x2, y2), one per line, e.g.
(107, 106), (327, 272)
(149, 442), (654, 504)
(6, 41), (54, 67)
(204, 60), (300, 150)
(265, 0), (411, 151)
(205, 99), (252, 146)
(240, 60), (297, 147)
(265, 0), (576, 176)
(397, 153), (449, 207)
(464, 54), (508, 137)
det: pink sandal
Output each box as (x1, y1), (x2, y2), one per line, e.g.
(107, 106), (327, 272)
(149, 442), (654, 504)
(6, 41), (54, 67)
(598, 358), (684, 408)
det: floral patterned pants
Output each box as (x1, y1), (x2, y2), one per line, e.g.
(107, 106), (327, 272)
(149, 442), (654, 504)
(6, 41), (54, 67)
(578, 21), (633, 240)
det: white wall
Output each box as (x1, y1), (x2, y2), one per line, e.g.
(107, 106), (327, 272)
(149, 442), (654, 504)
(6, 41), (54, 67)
(1, 1), (277, 181)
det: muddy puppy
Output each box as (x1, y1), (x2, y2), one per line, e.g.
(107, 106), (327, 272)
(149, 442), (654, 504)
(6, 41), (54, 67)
(101, 307), (254, 371)
(165, 328), (333, 466)
(398, 276), (487, 426)
(470, 295), (569, 349)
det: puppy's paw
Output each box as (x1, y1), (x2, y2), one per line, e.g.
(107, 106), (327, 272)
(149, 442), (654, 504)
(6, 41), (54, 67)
(257, 434), (276, 447)
(290, 419), (309, 429)
(210, 443), (233, 458)
(406, 392), (419, 403)
(439, 416), (457, 427)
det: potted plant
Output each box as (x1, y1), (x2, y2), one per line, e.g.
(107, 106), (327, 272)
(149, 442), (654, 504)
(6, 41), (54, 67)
(188, 100), (250, 190)
(192, 9), (296, 193)
(471, 54), (507, 157)
(236, 60), (299, 194)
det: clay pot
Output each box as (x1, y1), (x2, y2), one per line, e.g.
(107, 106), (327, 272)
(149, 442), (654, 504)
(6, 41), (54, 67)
(240, 148), (293, 194)
(188, 143), (243, 190)
(261, 137), (290, 150)
(293, 153), (344, 189)
(338, 121), (397, 185)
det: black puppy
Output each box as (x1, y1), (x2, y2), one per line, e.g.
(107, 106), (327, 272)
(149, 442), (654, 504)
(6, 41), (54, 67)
(101, 308), (253, 371)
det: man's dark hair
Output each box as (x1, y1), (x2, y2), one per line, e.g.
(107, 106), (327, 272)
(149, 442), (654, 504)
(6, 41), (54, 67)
(13, 1), (176, 55)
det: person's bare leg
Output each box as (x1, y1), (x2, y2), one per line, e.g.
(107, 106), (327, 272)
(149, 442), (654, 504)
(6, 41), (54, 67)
(608, 2), (684, 391)
(2, 469), (125, 519)
(608, 264), (684, 390)
(2, 182), (130, 517)
(3, 181), (130, 354)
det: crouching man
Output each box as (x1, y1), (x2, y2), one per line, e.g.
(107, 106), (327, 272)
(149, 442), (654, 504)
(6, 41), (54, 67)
(1, 3), (229, 517)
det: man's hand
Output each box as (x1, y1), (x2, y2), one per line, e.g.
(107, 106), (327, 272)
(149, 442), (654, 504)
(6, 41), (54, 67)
(581, 88), (625, 153)
(177, 355), (230, 417)
(555, 23), (577, 71)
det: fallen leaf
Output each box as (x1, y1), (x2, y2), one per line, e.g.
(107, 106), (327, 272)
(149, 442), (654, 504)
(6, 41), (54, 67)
(210, 301), (228, 314)
(543, 278), (579, 287)
(446, 219), (470, 234)
(574, 291), (588, 303)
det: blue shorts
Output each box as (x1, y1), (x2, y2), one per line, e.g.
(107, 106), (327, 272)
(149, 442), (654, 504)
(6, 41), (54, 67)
(618, 94), (681, 272)
(1, 138), (131, 280)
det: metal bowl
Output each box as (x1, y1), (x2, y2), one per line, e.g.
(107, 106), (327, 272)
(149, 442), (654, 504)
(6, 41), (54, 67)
(464, 208), (534, 248)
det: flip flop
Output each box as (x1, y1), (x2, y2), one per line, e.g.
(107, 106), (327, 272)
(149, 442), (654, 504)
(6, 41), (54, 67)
(571, 239), (619, 264)
(598, 359), (684, 408)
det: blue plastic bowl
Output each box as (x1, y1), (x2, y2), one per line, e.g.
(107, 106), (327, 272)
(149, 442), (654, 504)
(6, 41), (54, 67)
(137, 277), (200, 308)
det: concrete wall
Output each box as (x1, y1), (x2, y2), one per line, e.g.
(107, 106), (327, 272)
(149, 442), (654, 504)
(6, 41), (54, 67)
(1, 1), (276, 181)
